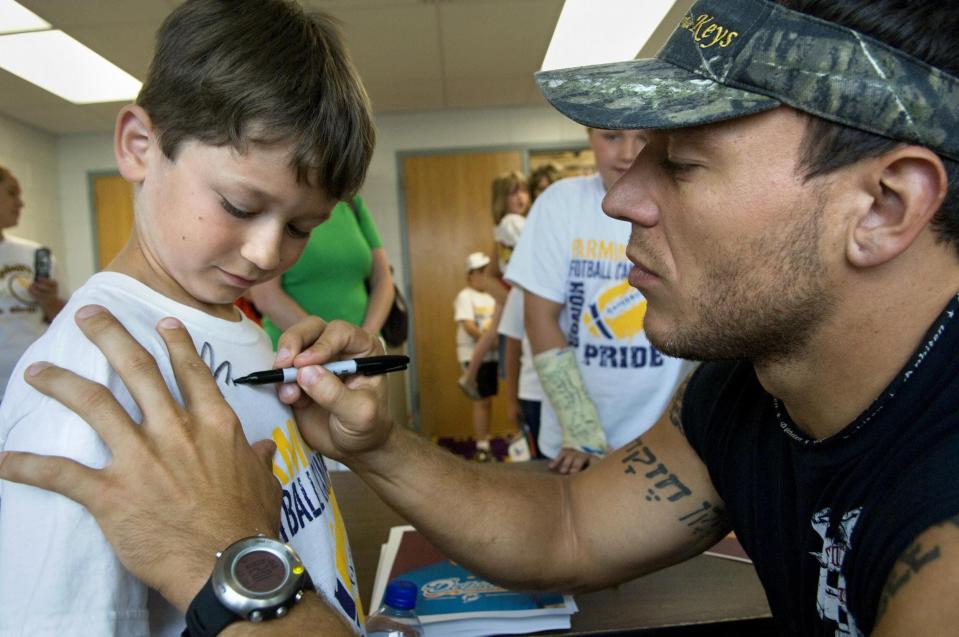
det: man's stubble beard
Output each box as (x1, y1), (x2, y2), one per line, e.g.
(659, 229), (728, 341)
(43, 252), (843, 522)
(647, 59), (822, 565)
(649, 192), (837, 365)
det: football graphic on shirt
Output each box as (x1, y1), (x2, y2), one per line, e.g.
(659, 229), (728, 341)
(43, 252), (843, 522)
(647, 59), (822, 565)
(3, 265), (34, 305)
(583, 279), (647, 340)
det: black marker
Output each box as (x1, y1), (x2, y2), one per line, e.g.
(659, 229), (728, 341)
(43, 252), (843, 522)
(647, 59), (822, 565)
(234, 355), (409, 385)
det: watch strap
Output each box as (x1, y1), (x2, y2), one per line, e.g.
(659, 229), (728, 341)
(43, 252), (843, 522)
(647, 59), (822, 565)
(183, 576), (240, 637)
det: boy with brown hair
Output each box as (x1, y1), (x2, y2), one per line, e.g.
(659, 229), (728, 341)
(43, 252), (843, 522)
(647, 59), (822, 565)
(0, 0), (373, 634)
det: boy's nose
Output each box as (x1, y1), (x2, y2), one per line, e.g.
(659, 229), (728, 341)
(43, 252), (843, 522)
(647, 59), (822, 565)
(240, 230), (282, 272)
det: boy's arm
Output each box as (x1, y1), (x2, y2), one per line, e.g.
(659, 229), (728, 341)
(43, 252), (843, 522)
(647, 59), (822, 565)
(503, 335), (522, 425)
(524, 291), (606, 473)
(249, 277), (308, 331)
(460, 318), (483, 340)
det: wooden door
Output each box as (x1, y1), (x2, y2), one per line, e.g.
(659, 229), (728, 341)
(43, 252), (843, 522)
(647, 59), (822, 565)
(92, 174), (135, 270)
(403, 150), (523, 439)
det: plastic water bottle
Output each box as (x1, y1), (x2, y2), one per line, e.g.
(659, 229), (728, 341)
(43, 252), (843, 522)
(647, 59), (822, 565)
(366, 579), (424, 637)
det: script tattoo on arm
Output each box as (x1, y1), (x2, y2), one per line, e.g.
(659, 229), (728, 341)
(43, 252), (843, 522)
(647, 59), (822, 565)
(621, 438), (726, 538)
(875, 513), (959, 622)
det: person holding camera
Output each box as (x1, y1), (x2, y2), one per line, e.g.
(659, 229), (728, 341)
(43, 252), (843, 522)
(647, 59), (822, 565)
(0, 165), (65, 400)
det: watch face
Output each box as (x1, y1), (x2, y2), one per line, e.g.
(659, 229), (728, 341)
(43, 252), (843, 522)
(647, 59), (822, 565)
(233, 549), (288, 594)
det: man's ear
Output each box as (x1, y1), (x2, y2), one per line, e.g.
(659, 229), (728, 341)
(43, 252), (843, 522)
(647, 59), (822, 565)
(114, 105), (155, 185)
(846, 146), (948, 268)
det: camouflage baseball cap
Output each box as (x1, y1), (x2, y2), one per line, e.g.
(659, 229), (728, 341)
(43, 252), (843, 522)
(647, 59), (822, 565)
(536, 0), (959, 161)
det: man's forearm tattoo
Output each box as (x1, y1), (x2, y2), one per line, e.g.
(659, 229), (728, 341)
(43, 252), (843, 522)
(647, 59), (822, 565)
(621, 438), (725, 537)
(875, 513), (959, 622)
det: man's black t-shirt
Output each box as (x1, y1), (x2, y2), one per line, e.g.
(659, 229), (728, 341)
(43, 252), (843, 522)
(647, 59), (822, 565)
(682, 294), (959, 636)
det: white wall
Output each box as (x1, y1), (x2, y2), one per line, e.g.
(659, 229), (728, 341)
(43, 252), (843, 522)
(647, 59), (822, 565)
(56, 133), (116, 292)
(0, 113), (64, 277)
(54, 105), (587, 293)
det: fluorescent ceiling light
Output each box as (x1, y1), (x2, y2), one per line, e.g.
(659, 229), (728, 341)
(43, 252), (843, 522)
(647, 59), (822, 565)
(0, 0), (50, 35)
(542, 0), (676, 71)
(0, 29), (142, 103)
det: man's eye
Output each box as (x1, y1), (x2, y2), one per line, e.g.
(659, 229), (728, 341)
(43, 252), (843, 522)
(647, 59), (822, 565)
(659, 158), (697, 177)
(220, 197), (254, 218)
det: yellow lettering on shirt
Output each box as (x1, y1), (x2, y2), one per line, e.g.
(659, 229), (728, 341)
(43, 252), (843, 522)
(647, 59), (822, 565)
(329, 486), (364, 623)
(272, 419), (309, 486)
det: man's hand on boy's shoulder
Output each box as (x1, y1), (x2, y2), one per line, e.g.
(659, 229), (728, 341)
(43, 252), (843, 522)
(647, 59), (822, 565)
(0, 306), (281, 613)
(273, 317), (395, 463)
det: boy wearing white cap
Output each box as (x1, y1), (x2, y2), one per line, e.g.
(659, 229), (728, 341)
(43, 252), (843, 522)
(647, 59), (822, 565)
(453, 252), (498, 461)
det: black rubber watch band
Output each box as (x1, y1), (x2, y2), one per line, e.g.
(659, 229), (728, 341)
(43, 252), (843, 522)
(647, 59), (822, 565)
(183, 577), (240, 637)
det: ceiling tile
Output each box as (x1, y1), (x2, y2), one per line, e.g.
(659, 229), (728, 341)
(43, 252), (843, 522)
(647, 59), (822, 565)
(440, 0), (561, 77)
(364, 78), (446, 114)
(327, 4), (443, 83)
(444, 73), (540, 110)
(20, 0), (173, 27)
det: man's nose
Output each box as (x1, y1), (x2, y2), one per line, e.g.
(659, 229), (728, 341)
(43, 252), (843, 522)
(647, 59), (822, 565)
(602, 160), (659, 227)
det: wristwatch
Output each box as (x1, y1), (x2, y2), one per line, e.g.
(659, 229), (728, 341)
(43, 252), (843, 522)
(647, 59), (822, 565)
(183, 535), (313, 637)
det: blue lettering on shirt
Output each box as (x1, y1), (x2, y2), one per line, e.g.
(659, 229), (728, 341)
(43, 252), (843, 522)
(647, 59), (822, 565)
(568, 281), (584, 348)
(582, 344), (665, 368)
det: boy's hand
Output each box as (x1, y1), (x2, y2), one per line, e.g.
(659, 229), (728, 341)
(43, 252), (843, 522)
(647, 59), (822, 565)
(0, 306), (280, 613)
(274, 317), (394, 461)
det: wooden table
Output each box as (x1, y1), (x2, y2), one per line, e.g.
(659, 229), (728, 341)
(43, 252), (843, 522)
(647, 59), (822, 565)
(331, 465), (774, 636)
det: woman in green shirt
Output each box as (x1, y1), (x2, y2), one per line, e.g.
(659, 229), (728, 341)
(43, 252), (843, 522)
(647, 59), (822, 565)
(250, 195), (395, 348)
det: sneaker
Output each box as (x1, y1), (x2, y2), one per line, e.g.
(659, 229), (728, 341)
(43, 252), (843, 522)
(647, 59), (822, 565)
(457, 374), (481, 400)
(473, 447), (492, 463)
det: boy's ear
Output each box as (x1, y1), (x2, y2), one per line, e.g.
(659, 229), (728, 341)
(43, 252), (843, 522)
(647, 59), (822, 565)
(845, 145), (948, 268)
(114, 105), (156, 184)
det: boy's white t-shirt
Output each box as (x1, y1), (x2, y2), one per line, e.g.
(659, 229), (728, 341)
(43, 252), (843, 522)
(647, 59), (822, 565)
(0, 272), (363, 636)
(496, 286), (543, 402)
(0, 235), (54, 400)
(453, 286), (496, 364)
(506, 175), (693, 457)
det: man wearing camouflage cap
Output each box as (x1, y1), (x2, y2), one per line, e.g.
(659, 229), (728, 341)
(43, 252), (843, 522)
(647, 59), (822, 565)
(3, 0), (959, 634)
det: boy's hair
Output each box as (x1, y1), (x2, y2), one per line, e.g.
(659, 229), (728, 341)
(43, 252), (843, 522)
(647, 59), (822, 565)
(0, 166), (9, 183)
(137, 0), (375, 200)
(779, 0), (959, 255)
(490, 170), (529, 225)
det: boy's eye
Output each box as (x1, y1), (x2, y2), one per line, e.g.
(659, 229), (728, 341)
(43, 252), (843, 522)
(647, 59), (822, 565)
(286, 224), (312, 239)
(220, 197), (255, 219)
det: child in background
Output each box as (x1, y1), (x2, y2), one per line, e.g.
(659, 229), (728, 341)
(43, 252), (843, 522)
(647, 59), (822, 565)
(528, 162), (563, 202)
(0, 0), (374, 634)
(457, 172), (530, 400)
(453, 252), (498, 462)
(490, 170), (531, 279)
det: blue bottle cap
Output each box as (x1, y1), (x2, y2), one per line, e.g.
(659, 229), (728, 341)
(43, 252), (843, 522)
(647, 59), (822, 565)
(383, 579), (418, 610)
